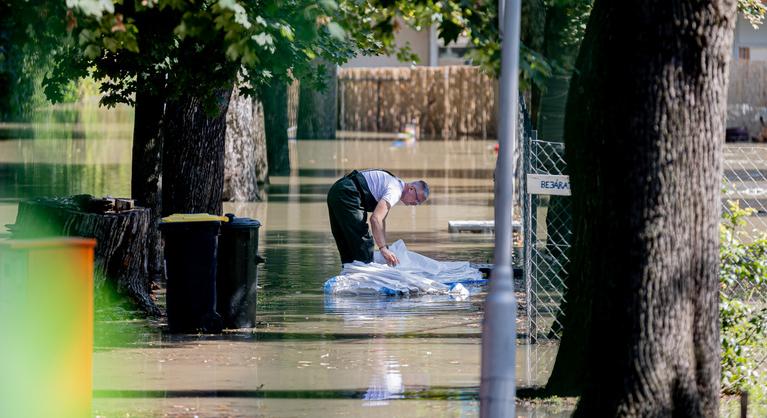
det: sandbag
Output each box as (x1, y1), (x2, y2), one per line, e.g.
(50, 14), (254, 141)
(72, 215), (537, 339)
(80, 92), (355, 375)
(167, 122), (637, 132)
(324, 240), (484, 296)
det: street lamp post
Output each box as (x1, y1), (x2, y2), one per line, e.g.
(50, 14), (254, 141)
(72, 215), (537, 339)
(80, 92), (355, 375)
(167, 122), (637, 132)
(479, 0), (521, 416)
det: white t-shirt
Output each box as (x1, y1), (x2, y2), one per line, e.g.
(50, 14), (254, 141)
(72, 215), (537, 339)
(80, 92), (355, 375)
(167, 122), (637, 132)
(361, 170), (404, 208)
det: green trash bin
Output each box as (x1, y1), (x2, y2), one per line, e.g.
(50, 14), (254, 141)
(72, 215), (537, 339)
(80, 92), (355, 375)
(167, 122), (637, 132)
(160, 214), (228, 333)
(217, 213), (263, 329)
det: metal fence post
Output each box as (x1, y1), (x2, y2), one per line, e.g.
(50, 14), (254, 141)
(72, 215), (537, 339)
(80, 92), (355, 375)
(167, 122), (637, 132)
(479, 0), (520, 415)
(525, 130), (536, 344)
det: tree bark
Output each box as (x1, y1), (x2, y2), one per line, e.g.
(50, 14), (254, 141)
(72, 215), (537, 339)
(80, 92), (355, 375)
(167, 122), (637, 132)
(128, 5), (174, 282)
(11, 198), (160, 315)
(545, 0), (736, 415)
(261, 82), (291, 176)
(296, 60), (337, 140)
(131, 85), (165, 281)
(224, 87), (267, 201)
(162, 88), (233, 216)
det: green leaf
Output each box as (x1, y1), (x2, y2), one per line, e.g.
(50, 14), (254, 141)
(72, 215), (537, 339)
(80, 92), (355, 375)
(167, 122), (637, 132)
(67, 0), (115, 17)
(103, 37), (119, 52)
(79, 29), (95, 46)
(252, 32), (274, 47)
(327, 22), (345, 40)
(123, 36), (139, 53)
(84, 44), (102, 59)
(278, 25), (295, 41)
(439, 19), (462, 45)
(226, 43), (241, 61)
(319, 0), (338, 11)
(175, 22), (188, 38)
(217, 0), (251, 29)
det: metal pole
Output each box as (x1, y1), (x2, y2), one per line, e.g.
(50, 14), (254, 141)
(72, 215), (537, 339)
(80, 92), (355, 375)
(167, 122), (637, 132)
(527, 130), (536, 345)
(479, 0), (520, 415)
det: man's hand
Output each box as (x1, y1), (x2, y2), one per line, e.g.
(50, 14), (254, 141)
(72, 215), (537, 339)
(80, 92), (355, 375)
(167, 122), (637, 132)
(381, 247), (399, 266)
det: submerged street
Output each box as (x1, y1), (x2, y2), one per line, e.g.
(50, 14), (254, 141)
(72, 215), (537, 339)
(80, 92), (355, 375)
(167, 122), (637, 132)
(89, 139), (560, 417)
(0, 124), (562, 417)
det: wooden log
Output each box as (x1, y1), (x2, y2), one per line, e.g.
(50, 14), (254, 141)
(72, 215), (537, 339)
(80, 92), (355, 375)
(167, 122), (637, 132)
(9, 196), (161, 316)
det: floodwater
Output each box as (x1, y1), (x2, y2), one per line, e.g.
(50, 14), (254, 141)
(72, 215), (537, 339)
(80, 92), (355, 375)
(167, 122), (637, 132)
(0, 104), (570, 417)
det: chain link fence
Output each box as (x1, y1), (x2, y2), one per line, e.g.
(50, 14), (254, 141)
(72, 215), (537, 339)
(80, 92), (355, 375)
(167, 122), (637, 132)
(723, 145), (767, 232)
(521, 140), (767, 343)
(522, 134), (571, 343)
(722, 145), (767, 305)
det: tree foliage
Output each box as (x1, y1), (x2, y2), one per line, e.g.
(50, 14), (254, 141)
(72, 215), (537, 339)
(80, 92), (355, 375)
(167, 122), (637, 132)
(366, 0), (593, 91)
(719, 200), (767, 394)
(0, 0), (75, 120)
(3, 0), (767, 121)
(738, 0), (767, 28)
(34, 0), (601, 111)
(39, 0), (366, 113)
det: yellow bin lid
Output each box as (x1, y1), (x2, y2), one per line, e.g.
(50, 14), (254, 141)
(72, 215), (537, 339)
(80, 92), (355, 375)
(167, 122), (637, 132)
(161, 213), (229, 223)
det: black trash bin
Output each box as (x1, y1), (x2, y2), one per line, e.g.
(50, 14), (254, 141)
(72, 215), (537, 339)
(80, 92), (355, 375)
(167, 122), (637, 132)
(217, 213), (263, 329)
(160, 214), (228, 333)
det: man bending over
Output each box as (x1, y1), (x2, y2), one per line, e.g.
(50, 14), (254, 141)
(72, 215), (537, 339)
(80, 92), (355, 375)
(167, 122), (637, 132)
(327, 169), (429, 267)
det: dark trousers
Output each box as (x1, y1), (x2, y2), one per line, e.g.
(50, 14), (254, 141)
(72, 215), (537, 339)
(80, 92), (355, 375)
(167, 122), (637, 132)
(327, 174), (375, 264)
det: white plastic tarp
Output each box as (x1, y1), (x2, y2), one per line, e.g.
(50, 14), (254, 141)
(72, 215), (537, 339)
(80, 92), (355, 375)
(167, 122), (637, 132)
(323, 240), (485, 297)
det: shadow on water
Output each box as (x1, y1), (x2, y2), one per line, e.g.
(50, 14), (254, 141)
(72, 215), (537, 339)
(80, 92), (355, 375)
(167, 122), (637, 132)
(95, 385), (575, 418)
(94, 386), (482, 400)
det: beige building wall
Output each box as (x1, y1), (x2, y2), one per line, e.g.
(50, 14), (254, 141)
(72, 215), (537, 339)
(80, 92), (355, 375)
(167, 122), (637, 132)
(733, 14), (767, 61)
(344, 19), (432, 68)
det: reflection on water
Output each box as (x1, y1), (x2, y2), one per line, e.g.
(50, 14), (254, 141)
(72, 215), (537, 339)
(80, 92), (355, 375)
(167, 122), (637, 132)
(0, 162), (131, 199)
(1, 105), (567, 417)
(324, 294), (481, 321)
(362, 337), (405, 407)
(0, 104), (133, 206)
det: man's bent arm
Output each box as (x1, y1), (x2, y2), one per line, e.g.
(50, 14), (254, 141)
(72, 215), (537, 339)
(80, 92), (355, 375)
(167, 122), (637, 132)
(370, 199), (390, 248)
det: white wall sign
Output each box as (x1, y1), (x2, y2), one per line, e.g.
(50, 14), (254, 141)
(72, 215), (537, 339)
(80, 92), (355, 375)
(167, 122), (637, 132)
(527, 174), (571, 196)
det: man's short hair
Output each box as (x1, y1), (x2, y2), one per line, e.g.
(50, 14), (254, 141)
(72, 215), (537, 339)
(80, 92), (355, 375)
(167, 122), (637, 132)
(414, 180), (430, 202)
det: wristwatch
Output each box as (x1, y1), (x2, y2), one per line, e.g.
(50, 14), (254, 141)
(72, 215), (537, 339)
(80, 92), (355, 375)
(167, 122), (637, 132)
(379, 244), (389, 250)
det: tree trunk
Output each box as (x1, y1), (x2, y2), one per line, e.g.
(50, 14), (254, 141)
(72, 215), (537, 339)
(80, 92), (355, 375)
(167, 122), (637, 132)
(162, 89), (233, 216)
(131, 85), (165, 281)
(536, 1), (586, 141)
(11, 198), (160, 315)
(297, 60), (337, 140)
(129, 5), (174, 282)
(545, 0), (736, 415)
(521, 0), (546, 127)
(224, 87), (267, 201)
(536, 74), (570, 142)
(261, 82), (291, 176)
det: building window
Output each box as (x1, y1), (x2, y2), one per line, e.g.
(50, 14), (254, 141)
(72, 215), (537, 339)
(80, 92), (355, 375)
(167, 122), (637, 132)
(438, 47), (471, 65)
(739, 47), (751, 60)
